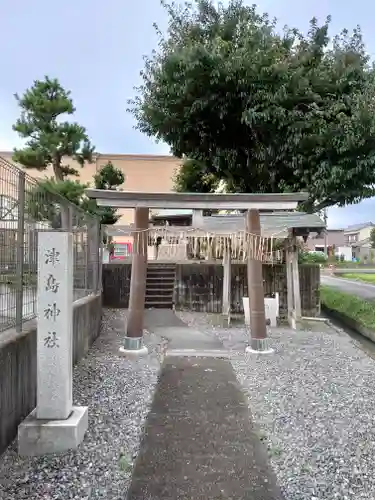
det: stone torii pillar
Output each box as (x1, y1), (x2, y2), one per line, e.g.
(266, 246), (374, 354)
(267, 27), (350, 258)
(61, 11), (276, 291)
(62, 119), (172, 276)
(245, 209), (273, 353)
(119, 207), (149, 356)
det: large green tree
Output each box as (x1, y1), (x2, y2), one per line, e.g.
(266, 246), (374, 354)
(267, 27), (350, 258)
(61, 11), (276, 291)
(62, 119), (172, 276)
(130, 0), (375, 212)
(173, 158), (219, 192)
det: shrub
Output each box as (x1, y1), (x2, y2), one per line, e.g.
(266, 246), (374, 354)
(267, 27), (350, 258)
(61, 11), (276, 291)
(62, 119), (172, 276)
(299, 251), (327, 264)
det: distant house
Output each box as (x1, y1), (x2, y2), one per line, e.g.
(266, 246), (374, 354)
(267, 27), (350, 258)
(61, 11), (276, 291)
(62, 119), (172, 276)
(344, 222), (375, 260)
(306, 228), (345, 255)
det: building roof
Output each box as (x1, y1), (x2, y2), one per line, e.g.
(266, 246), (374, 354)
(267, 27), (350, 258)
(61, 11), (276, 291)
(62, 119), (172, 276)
(107, 211), (325, 239)
(199, 212), (325, 238)
(344, 222), (374, 233)
(0, 151), (178, 163)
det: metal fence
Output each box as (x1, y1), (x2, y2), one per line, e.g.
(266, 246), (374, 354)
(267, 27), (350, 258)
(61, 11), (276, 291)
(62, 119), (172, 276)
(0, 156), (101, 333)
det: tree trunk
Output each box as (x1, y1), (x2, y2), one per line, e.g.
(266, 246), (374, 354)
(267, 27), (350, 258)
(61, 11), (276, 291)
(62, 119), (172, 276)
(52, 158), (63, 181)
(52, 157), (69, 228)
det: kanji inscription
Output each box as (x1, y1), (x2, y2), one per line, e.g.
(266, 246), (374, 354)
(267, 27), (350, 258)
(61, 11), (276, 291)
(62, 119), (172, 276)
(37, 231), (74, 420)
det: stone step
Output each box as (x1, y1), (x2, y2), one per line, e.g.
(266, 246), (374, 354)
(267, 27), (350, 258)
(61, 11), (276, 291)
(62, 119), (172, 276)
(147, 264), (175, 267)
(145, 294), (173, 302)
(146, 279), (175, 286)
(145, 295), (173, 302)
(146, 276), (175, 282)
(145, 301), (174, 309)
(146, 287), (174, 295)
(147, 272), (176, 276)
(147, 265), (176, 269)
(146, 264), (176, 308)
(147, 275), (175, 281)
(147, 269), (176, 276)
(146, 287), (174, 297)
(147, 267), (176, 273)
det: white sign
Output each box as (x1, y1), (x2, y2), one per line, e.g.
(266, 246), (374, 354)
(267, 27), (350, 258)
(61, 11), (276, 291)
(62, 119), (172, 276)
(243, 293), (279, 328)
(264, 298), (278, 327)
(37, 232), (73, 420)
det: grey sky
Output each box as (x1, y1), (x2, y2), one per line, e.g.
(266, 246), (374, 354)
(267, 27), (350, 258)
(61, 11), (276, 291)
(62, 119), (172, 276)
(1, 0), (374, 228)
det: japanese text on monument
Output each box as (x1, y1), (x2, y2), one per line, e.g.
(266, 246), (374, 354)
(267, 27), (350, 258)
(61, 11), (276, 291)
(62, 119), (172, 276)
(43, 247), (61, 348)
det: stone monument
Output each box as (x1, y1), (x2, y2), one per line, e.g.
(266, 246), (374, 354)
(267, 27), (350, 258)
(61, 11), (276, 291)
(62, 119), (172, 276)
(18, 231), (88, 456)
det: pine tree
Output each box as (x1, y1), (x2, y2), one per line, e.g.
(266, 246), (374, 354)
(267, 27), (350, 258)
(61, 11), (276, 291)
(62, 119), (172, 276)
(13, 76), (94, 180)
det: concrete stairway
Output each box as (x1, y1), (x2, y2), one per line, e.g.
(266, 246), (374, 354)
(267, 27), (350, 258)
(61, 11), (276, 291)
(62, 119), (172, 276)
(145, 263), (176, 309)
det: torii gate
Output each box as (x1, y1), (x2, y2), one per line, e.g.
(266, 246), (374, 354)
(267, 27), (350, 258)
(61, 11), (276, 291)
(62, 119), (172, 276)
(86, 189), (308, 354)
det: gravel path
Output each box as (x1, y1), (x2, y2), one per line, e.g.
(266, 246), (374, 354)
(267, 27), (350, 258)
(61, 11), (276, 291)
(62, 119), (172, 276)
(177, 312), (375, 500)
(0, 309), (166, 500)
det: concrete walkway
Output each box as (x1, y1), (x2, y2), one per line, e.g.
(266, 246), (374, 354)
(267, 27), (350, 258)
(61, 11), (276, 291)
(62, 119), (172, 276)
(321, 275), (375, 300)
(143, 309), (228, 355)
(127, 356), (283, 500)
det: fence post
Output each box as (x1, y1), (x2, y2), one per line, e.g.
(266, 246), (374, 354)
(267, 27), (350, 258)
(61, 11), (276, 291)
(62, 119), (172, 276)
(85, 220), (92, 292)
(15, 171), (26, 332)
(98, 222), (103, 293)
(67, 205), (73, 232)
(92, 220), (99, 293)
(60, 202), (70, 230)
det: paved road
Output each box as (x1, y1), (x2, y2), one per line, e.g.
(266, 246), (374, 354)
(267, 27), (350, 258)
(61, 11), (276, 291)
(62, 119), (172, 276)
(321, 275), (375, 300)
(333, 268), (375, 274)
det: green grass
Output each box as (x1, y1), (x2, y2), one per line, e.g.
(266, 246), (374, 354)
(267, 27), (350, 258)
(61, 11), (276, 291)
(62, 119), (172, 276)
(321, 285), (375, 330)
(340, 273), (375, 284)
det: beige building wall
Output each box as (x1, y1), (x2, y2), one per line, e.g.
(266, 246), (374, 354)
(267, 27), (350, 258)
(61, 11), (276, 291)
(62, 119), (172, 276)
(358, 226), (373, 241)
(344, 224), (373, 243)
(0, 151), (181, 228)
